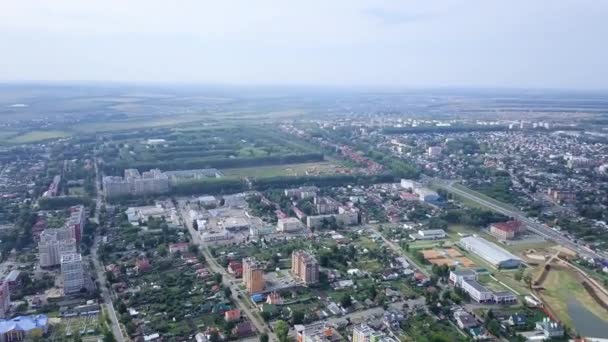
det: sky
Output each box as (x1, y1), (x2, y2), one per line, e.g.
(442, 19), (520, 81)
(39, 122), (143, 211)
(1, 0), (608, 90)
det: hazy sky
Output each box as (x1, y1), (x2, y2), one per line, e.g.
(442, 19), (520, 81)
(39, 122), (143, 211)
(2, 0), (608, 89)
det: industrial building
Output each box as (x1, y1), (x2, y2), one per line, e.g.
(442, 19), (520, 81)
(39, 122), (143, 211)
(291, 250), (319, 285)
(242, 257), (265, 293)
(409, 229), (446, 241)
(61, 253), (85, 294)
(458, 236), (522, 269)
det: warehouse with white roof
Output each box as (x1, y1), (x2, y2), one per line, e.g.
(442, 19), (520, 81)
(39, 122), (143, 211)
(458, 236), (522, 269)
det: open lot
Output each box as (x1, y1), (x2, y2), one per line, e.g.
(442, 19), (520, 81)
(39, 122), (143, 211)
(7, 130), (71, 143)
(222, 161), (345, 179)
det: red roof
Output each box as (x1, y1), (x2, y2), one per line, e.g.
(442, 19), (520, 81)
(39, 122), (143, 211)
(492, 220), (522, 233)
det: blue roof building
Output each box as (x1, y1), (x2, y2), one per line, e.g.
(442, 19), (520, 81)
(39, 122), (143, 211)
(0, 315), (49, 340)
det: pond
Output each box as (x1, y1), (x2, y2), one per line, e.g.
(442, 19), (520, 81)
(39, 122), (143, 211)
(567, 297), (608, 338)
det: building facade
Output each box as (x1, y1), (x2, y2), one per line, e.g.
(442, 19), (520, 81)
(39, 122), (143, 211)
(291, 251), (319, 285)
(61, 253), (84, 294)
(38, 231), (77, 268)
(242, 258), (264, 293)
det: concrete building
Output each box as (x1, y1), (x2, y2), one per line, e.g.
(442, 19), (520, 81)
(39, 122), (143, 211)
(221, 217), (249, 231)
(291, 251), (319, 285)
(449, 269), (477, 286)
(38, 231), (77, 268)
(409, 229), (446, 240)
(547, 188), (576, 204)
(413, 187), (440, 202)
(66, 205), (85, 243)
(61, 253), (84, 294)
(0, 281), (9, 319)
(295, 322), (333, 342)
(103, 168), (169, 198)
(490, 221), (525, 240)
(284, 186), (318, 199)
(458, 236), (522, 269)
(306, 206), (359, 229)
(427, 146), (442, 157)
(461, 278), (493, 303)
(353, 324), (374, 342)
(277, 217), (304, 233)
(314, 197), (340, 214)
(242, 257), (264, 293)
(400, 179), (419, 190)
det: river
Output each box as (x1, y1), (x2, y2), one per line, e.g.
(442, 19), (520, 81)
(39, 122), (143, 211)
(567, 297), (608, 338)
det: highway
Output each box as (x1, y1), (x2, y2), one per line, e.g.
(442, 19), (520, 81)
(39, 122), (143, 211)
(177, 204), (278, 342)
(437, 180), (605, 260)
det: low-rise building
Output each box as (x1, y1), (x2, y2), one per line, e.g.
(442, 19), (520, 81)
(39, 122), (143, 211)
(409, 229), (446, 240)
(535, 318), (564, 338)
(0, 315), (48, 341)
(490, 221), (525, 240)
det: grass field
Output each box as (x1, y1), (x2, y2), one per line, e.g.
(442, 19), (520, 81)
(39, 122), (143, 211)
(222, 162), (343, 178)
(539, 268), (608, 328)
(68, 186), (86, 196)
(8, 130), (71, 143)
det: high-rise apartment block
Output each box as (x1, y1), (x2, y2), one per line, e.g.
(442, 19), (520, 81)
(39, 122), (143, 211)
(61, 253), (84, 294)
(291, 251), (319, 285)
(38, 230), (77, 268)
(242, 257), (264, 293)
(0, 281), (9, 319)
(103, 168), (169, 198)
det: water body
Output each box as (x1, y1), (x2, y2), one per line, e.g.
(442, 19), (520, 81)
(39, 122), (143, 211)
(567, 297), (608, 338)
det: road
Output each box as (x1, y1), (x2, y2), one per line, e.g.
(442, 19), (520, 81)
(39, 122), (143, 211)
(437, 180), (605, 259)
(177, 203), (278, 342)
(368, 225), (430, 277)
(92, 157), (125, 342)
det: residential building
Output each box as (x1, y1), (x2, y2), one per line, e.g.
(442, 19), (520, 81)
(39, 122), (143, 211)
(284, 186), (318, 199)
(277, 217), (304, 233)
(306, 207), (359, 229)
(61, 253), (84, 294)
(66, 205), (86, 243)
(5, 271), (22, 292)
(535, 318), (564, 338)
(242, 257), (264, 293)
(413, 187), (440, 202)
(228, 261), (243, 278)
(427, 146), (442, 157)
(38, 231), (77, 268)
(490, 220), (524, 240)
(0, 281), (9, 319)
(458, 236), (522, 268)
(224, 309), (241, 322)
(295, 322), (333, 342)
(547, 188), (576, 204)
(103, 168), (169, 198)
(353, 324), (374, 342)
(291, 250), (319, 285)
(169, 243), (189, 254)
(0, 315), (49, 341)
(454, 310), (478, 329)
(314, 197), (340, 214)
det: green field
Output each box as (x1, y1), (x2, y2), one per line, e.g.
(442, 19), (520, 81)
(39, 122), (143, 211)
(8, 130), (72, 143)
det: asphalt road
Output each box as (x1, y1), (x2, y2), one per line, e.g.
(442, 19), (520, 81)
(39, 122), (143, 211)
(93, 158), (125, 342)
(177, 204), (279, 342)
(438, 180), (604, 260)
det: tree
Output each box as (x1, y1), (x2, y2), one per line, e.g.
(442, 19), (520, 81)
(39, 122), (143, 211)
(259, 333), (269, 342)
(487, 319), (501, 336)
(340, 294), (352, 308)
(292, 310), (304, 324)
(275, 320), (289, 342)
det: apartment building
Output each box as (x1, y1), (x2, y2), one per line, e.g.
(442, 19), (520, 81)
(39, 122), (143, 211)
(38, 230), (77, 268)
(103, 168), (169, 198)
(61, 253), (85, 294)
(291, 251), (319, 285)
(242, 257), (264, 293)
(0, 281), (9, 319)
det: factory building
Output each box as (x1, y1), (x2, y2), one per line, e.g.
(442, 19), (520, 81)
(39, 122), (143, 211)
(458, 236), (522, 269)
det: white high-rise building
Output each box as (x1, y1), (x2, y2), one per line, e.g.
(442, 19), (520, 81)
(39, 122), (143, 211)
(61, 253), (84, 294)
(38, 230), (77, 268)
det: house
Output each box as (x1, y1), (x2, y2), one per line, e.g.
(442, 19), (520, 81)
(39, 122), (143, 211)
(135, 257), (152, 273)
(535, 318), (564, 338)
(169, 243), (189, 254)
(266, 292), (283, 305)
(228, 261), (243, 278)
(507, 313), (526, 327)
(454, 310), (478, 330)
(381, 270), (399, 281)
(224, 309), (241, 322)
(232, 321), (254, 338)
